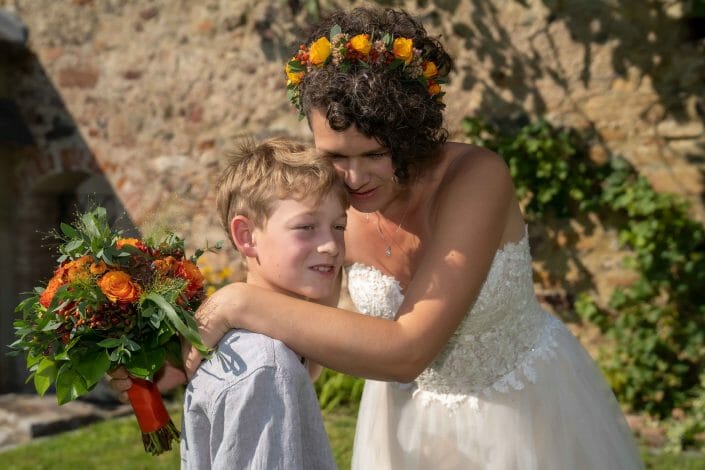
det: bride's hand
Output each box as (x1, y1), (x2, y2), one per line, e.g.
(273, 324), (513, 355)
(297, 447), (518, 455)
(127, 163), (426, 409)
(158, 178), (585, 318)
(183, 282), (246, 379)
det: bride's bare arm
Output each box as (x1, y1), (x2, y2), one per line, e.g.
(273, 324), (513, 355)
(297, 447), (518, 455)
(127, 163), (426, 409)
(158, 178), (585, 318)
(186, 150), (516, 382)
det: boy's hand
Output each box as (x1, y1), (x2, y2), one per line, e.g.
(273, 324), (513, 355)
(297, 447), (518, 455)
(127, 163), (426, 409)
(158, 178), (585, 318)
(106, 363), (187, 403)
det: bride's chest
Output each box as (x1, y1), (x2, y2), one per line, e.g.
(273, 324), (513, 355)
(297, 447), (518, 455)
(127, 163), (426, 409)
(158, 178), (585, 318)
(345, 214), (428, 289)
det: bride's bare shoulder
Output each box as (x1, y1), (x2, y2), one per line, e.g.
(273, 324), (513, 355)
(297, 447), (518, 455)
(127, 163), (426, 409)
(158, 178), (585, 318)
(438, 141), (511, 190)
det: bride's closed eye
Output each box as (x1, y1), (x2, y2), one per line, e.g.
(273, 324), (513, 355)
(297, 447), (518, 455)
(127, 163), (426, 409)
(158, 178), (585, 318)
(366, 152), (390, 159)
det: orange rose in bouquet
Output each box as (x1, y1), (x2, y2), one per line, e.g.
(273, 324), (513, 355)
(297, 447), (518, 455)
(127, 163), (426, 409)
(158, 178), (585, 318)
(10, 207), (220, 455)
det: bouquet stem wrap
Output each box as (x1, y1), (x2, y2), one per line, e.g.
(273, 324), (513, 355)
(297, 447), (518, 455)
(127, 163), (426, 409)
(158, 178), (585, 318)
(127, 378), (180, 455)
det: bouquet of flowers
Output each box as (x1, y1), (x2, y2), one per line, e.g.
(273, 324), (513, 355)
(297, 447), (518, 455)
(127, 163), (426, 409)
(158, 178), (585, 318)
(10, 206), (218, 455)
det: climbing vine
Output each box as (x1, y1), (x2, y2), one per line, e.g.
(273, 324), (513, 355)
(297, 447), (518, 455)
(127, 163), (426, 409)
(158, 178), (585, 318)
(463, 116), (705, 451)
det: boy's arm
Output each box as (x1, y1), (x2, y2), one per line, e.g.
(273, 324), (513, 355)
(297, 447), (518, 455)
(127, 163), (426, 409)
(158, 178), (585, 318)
(208, 366), (305, 469)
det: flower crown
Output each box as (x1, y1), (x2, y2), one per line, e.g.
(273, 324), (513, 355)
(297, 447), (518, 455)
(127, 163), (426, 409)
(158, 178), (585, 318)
(285, 24), (445, 117)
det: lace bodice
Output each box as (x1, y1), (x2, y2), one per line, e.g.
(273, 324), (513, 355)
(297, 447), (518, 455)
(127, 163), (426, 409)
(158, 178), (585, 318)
(346, 227), (563, 403)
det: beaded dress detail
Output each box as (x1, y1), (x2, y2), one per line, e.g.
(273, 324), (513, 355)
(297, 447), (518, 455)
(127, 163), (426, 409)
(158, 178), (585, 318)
(346, 228), (643, 470)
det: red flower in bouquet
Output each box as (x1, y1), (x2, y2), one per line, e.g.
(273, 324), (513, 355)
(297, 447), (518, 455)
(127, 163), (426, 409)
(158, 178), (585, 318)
(175, 260), (205, 298)
(10, 207), (221, 455)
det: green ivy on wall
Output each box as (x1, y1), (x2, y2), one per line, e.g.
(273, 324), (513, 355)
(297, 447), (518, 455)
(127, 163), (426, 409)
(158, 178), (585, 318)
(462, 116), (705, 451)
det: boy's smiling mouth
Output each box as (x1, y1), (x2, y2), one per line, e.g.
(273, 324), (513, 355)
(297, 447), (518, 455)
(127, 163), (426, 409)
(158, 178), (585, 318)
(310, 264), (337, 274)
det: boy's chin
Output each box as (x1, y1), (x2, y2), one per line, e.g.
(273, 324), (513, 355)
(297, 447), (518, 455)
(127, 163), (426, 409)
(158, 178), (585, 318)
(293, 289), (333, 303)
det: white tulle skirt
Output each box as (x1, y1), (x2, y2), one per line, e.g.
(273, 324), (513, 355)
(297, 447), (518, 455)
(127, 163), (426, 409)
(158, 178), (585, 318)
(351, 322), (643, 470)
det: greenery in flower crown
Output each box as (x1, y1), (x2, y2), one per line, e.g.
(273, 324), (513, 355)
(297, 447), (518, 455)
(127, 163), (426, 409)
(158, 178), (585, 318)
(285, 24), (446, 117)
(10, 207), (220, 405)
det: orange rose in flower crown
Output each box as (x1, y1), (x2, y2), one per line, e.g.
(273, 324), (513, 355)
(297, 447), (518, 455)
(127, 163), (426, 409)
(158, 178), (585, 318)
(11, 206), (221, 456)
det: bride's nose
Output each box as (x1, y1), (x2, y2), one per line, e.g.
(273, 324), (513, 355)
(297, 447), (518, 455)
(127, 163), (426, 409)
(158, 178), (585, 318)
(336, 158), (366, 189)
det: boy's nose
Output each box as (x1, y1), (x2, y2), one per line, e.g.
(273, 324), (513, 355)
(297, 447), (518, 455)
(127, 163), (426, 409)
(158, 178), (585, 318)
(317, 234), (341, 257)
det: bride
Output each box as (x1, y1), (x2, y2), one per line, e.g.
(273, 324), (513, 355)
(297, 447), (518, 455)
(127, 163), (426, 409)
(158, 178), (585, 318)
(118, 5), (643, 469)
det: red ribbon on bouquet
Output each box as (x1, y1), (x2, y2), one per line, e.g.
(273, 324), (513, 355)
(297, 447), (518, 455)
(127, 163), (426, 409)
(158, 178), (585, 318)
(127, 378), (180, 455)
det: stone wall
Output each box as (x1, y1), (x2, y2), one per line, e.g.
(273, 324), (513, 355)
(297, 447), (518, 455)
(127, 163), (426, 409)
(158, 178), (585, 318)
(2, 0), (704, 387)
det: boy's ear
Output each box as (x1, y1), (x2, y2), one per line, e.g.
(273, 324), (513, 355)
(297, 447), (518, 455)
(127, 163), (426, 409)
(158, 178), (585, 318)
(230, 215), (258, 258)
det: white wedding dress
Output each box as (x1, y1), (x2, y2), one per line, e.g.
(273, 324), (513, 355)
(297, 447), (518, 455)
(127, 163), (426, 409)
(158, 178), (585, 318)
(346, 227), (643, 469)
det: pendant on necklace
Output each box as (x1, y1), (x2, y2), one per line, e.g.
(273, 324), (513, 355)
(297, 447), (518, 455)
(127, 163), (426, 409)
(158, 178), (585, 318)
(385, 245), (392, 257)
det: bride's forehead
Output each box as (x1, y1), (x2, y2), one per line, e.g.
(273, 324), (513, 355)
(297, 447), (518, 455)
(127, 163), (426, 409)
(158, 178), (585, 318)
(311, 124), (382, 156)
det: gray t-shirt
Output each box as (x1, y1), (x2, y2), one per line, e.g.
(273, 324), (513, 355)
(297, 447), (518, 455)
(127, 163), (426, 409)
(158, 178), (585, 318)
(180, 329), (336, 470)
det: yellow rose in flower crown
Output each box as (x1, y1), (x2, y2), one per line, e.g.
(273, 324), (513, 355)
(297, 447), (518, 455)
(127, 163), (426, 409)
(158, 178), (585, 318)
(423, 61), (438, 79)
(285, 61), (304, 85)
(392, 37), (414, 64)
(350, 34), (372, 55)
(309, 36), (331, 65)
(99, 270), (142, 303)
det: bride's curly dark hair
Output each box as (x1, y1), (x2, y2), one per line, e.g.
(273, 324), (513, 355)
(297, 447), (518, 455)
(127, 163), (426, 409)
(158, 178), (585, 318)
(298, 6), (454, 184)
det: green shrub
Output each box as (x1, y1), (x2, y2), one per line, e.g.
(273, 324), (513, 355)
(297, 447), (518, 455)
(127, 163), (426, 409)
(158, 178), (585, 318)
(315, 369), (364, 412)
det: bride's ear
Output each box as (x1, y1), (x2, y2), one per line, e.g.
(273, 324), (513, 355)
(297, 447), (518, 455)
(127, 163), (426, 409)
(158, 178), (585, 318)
(230, 215), (258, 258)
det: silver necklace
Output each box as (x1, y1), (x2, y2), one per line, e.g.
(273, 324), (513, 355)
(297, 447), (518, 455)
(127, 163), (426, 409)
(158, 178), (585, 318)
(372, 201), (411, 257)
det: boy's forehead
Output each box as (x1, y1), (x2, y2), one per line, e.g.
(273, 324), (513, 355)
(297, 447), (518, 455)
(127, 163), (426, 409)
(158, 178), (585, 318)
(273, 192), (344, 213)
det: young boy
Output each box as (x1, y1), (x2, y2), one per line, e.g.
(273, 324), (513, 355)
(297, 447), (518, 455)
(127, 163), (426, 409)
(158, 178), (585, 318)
(180, 137), (347, 469)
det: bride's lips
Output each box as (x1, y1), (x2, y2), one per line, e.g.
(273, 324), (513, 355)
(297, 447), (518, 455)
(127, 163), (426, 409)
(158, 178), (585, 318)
(348, 187), (377, 201)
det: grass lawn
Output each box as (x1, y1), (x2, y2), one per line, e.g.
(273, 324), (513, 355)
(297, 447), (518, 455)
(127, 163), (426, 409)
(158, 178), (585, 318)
(0, 404), (702, 469)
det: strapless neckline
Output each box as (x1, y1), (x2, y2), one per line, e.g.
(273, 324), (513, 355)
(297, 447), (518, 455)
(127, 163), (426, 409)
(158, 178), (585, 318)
(348, 225), (530, 295)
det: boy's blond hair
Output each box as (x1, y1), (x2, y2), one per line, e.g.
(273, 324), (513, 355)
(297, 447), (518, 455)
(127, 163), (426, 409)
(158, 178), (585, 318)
(216, 136), (348, 246)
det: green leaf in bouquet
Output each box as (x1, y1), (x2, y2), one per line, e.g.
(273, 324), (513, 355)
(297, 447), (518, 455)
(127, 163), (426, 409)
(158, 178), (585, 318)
(71, 347), (111, 388)
(164, 337), (183, 368)
(157, 325), (176, 345)
(149, 311), (165, 329)
(15, 294), (39, 315)
(60, 222), (79, 238)
(34, 357), (58, 396)
(53, 348), (70, 361)
(56, 363), (88, 405)
(63, 239), (84, 253)
(26, 351), (44, 370)
(81, 207), (105, 239)
(123, 337), (141, 352)
(143, 293), (210, 356)
(41, 321), (64, 332)
(97, 338), (123, 348)
(126, 346), (165, 380)
(109, 348), (124, 362)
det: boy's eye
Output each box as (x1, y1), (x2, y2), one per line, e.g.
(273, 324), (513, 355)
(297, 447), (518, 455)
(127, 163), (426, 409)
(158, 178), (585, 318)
(334, 224), (347, 231)
(296, 225), (315, 231)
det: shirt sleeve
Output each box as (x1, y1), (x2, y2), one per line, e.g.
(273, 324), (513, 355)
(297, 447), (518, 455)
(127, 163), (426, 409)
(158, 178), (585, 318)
(208, 365), (306, 470)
